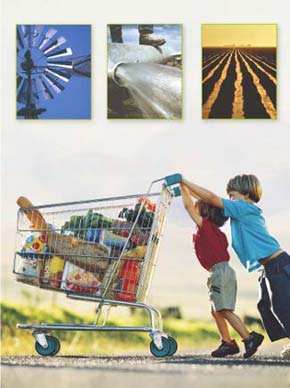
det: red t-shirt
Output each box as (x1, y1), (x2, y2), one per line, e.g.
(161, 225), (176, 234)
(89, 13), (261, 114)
(193, 218), (230, 271)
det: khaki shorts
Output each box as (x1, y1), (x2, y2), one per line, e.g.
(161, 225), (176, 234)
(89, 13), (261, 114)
(207, 262), (237, 312)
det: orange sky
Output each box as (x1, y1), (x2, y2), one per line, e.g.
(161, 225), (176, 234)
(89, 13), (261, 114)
(202, 24), (277, 47)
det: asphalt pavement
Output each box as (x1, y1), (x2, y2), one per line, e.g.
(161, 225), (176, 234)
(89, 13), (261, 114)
(2, 352), (290, 388)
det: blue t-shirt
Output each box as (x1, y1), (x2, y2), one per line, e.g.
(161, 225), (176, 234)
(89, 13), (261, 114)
(222, 199), (281, 272)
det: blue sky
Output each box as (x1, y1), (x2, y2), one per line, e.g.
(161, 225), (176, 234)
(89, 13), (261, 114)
(17, 24), (91, 119)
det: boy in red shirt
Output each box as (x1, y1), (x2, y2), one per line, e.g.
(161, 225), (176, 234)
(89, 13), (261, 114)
(181, 184), (264, 358)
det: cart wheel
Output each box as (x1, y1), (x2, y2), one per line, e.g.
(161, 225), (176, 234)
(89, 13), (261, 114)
(167, 336), (178, 356)
(150, 337), (171, 358)
(49, 336), (61, 356)
(35, 335), (60, 356)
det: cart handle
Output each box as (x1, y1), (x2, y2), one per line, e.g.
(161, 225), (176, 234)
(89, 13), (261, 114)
(164, 173), (182, 187)
(151, 176), (181, 197)
(172, 187), (181, 197)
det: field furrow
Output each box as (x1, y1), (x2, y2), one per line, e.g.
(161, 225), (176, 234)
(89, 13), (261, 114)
(202, 52), (227, 71)
(203, 50), (234, 118)
(202, 51), (231, 84)
(239, 52), (276, 119)
(232, 50), (244, 118)
(242, 52), (276, 84)
(202, 52), (222, 66)
(246, 51), (276, 74)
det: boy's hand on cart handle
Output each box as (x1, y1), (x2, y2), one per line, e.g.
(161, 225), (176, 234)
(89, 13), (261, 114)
(165, 173), (182, 186)
(17, 196), (49, 231)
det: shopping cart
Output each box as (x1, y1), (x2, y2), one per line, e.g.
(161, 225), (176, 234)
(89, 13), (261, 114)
(13, 177), (181, 357)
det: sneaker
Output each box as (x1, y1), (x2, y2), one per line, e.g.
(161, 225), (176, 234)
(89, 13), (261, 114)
(281, 344), (290, 359)
(243, 331), (264, 358)
(211, 340), (240, 357)
(139, 33), (166, 47)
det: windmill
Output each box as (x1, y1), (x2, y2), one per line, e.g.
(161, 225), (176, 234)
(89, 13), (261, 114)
(17, 25), (91, 119)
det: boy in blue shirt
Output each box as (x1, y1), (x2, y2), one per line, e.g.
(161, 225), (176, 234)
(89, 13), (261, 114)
(165, 173), (290, 358)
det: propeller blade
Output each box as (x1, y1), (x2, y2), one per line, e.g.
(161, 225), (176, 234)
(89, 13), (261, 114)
(45, 47), (72, 59)
(43, 36), (66, 54)
(38, 28), (57, 50)
(71, 55), (91, 77)
(30, 25), (44, 48)
(17, 77), (39, 104)
(43, 72), (65, 93)
(17, 79), (28, 103)
(17, 26), (24, 49)
(20, 25), (31, 48)
(17, 75), (23, 89)
(46, 60), (73, 69)
(46, 67), (71, 82)
(36, 77), (54, 100)
(21, 25), (42, 48)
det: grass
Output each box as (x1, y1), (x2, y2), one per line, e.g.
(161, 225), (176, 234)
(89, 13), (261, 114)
(1, 301), (265, 356)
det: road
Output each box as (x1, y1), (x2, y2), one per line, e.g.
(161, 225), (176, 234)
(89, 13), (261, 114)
(2, 352), (290, 388)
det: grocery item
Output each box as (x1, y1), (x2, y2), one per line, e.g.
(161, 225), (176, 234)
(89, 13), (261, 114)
(40, 256), (65, 289)
(137, 197), (156, 212)
(86, 228), (128, 249)
(118, 198), (156, 228)
(62, 210), (113, 239)
(103, 230), (127, 248)
(16, 231), (51, 286)
(61, 262), (101, 295)
(86, 228), (104, 243)
(20, 232), (50, 258)
(17, 197), (110, 274)
(124, 245), (147, 259)
(115, 259), (141, 302)
(111, 219), (151, 248)
(15, 257), (39, 286)
(101, 245), (146, 300)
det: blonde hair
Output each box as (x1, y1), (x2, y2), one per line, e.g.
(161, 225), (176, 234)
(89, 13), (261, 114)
(226, 174), (262, 203)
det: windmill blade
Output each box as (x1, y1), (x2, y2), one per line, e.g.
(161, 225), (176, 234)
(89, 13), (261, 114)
(30, 25), (44, 48)
(24, 25), (39, 48)
(17, 77), (25, 98)
(47, 60), (73, 69)
(38, 28), (57, 50)
(20, 25), (31, 48)
(17, 27), (25, 50)
(35, 77), (54, 100)
(43, 37), (66, 54)
(46, 67), (71, 82)
(27, 25), (35, 48)
(70, 55), (91, 77)
(43, 72), (65, 93)
(45, 47), (72, 59)
(17, 79), (28, 103)
(17, 75), (24, 89)
(17, 77), (39, 104)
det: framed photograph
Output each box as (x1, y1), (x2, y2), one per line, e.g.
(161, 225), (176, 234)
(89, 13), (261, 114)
(202, 24), (277, 119)
(107, 24), (183, 119)
(17, 24), (91, 119)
